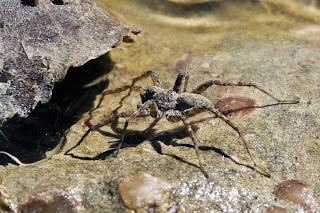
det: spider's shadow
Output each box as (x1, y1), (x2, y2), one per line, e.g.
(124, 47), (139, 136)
(66, 102), (294, 174)
(67, 116), (257, 173)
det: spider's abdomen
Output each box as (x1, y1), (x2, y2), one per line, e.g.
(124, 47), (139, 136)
(175, 92), (212, 111)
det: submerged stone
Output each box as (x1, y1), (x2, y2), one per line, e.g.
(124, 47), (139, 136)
(118, 173), (172, 210)
(18, 188), (78, 213)
(273, 180), (317, 213)
(214, 96), (257, 118)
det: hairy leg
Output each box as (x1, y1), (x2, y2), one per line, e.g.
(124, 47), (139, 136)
(121, 70), (163, 105)
(130, 70), (162, 88)
(192, 80), (298, 104)
(166, 110), (208, 178)
(115, 100), (161, 157)
(65, 110), (136, 155)
(207, 106), (270, 177)
(82, 85), (143, 134)
(96, 85), (143, 109)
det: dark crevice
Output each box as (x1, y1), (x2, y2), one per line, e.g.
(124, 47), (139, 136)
(0, 53), (114, 165)
(51, 0), (64, 5)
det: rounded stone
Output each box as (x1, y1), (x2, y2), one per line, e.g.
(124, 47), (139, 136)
(118, 173), (172, 210)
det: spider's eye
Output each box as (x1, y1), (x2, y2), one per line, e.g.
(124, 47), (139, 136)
(141, 88), (155, 102)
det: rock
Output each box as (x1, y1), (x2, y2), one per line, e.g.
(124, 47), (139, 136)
(273, 180), (317, 213)
(118, 173), (172, 210)
(267, 206), (287, 213)
(0, 184), (17, 212)
(0, 0), (138, 126)
(18, 188), (78, 213)
(0, 184), (16, 212)
(214, 96), (257, 118)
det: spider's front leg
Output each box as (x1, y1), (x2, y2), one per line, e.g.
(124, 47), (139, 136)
(192, 80), (298, 104)
(209, 106), (270, 177)
(115, 100), (162, 157)
(83, 85), (143, 133)
(130, 70), (162, 88)
(96, 85), (143, 109)
(166, 110), (209, 178)
(65, 110), (136, 155)
(124, 70), (162, 99)
(182, 106), (270, 177)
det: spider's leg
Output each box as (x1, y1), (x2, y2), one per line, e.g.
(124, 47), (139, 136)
(88, 111), (136, 130)
(124, 70), (163, 102)
(166, 110), (208, 178)
(83, 85), (142, 132)
(65, 110), (136, 155)
(131, 70), (162, 88)
(96, 85), (143, 109)
(182, 106), (207, 118)
(192, 80), (298, 104)
(115, 100), (159, 157)
(173, 71), (189, 93)
(208, 106), (271, 177)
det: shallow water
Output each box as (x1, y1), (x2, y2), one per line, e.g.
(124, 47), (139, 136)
(98, 0), (318, 77)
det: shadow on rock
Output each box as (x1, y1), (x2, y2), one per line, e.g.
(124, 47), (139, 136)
(0, 53), (114, 165)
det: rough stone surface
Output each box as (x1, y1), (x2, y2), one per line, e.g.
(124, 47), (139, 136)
(0, 0), (135, 125)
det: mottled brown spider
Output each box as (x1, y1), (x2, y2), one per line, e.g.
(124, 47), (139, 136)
(67, 70), (298, 178)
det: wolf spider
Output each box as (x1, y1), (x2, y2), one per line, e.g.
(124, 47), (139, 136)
(67, 70), (298, 178)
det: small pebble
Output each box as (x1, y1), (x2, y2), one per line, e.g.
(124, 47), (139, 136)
(119, 173), (172, 210)
(18, 188), (78, 213)
(267, 206), (287, 213)
(172, 53), (193, 74)
(0, 185), (16, 212)
(23, 0), (39, 6)
(214, 96), (257, 118)
(273, 180), (317, 213)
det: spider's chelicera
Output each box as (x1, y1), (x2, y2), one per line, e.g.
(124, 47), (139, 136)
(66, 70), (298, 178)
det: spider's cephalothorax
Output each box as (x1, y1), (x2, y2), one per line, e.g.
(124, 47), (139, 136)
(140, 86), (212, 119)
(68, 70), (298, 178)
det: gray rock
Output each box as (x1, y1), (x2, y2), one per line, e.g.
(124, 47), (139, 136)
(0, 0), (137, 125)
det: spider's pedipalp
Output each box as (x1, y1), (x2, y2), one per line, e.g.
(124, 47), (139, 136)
(173, 71), (189, 93)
